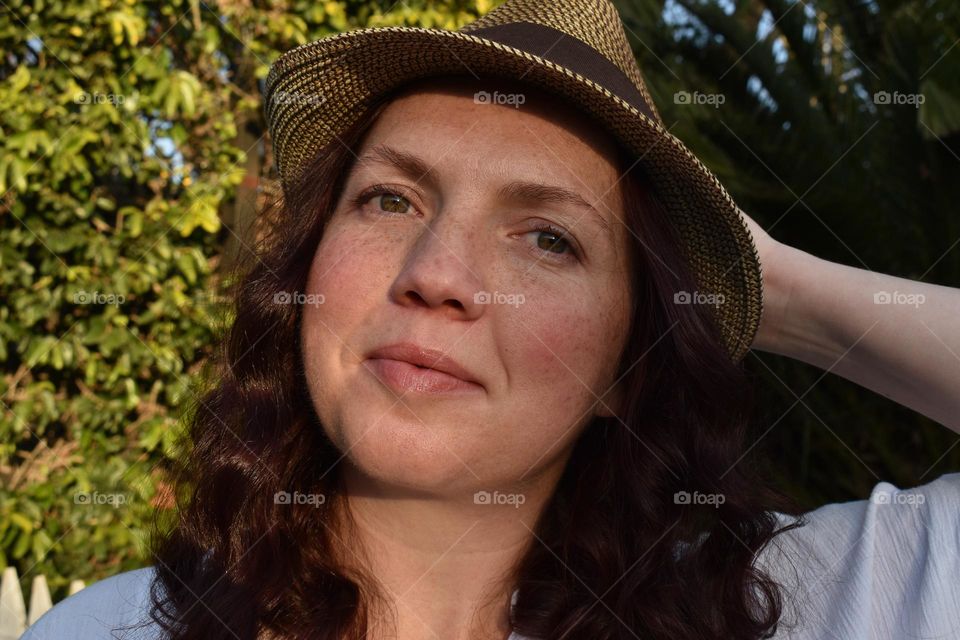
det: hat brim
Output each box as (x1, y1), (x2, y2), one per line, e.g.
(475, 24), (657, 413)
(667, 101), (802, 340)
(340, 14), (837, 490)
(265, 26), (762, 362)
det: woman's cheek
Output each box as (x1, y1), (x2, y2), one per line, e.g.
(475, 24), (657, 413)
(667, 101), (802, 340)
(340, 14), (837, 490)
(506, 296), (605, 392)
(308, 228), (395, 310)
(496, 302), (603, 470)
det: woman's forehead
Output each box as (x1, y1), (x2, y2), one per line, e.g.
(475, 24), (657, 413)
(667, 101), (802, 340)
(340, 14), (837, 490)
(381, 74), (623, 161)
(353, 93), (627, 224)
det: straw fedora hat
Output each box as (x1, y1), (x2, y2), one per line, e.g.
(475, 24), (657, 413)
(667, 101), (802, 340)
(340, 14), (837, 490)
(263, 0), (763, 362)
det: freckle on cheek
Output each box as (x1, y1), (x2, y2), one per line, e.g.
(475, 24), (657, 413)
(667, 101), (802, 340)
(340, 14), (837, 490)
(310, 237), (394, 309)
(522, 318), (578, 374)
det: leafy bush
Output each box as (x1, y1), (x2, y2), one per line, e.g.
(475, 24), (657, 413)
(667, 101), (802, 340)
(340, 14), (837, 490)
(0, 0), (493, 601)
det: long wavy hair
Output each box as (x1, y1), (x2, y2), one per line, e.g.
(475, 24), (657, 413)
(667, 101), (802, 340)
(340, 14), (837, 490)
(147, 79), (801, 640)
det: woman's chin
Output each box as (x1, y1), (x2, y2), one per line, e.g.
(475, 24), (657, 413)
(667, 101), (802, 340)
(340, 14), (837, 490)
(332, 419), (487, 495)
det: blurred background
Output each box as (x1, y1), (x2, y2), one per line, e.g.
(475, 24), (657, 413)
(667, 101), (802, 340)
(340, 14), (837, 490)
(1, 0), (958, 607)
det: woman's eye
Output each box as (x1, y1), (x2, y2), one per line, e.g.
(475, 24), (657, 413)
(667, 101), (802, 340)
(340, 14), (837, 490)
(526, 228), (576, 258)
(351, 185), (416, 216)
(375, 192), (411, 214)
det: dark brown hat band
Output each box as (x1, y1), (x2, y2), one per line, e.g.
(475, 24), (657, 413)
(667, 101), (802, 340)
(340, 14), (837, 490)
(467, 21), (656, 122)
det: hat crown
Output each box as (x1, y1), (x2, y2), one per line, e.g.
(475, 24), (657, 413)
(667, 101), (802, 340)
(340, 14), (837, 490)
(460, 0), (661, 122)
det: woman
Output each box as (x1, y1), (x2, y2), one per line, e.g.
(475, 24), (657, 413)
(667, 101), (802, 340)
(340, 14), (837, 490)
(25, 0), (960, 639)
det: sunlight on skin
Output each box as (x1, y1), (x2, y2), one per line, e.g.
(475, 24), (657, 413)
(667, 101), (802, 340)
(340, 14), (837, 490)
(299, 76), (634, 640)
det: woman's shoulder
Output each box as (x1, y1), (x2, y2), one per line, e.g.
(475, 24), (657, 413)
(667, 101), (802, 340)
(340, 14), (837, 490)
(767, 470), (960, 548)
(22, 566), (163, 639)
(758, 471), (960, 639)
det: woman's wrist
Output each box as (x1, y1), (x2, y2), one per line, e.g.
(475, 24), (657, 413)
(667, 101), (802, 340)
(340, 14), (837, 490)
(751, 242), (841, 365)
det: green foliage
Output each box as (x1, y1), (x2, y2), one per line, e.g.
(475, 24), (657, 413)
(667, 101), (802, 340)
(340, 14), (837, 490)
(0, 0), (493, 601)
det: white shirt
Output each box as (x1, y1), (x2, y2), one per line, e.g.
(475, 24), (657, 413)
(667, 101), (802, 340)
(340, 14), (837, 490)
(22, 473), (960, 639)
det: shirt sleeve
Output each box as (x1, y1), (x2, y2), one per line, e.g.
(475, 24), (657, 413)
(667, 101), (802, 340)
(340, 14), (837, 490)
(757, 472), (960, 640)
(20, 567), (161, 640)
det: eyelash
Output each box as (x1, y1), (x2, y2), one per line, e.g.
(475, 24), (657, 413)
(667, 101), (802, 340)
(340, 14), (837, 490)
(525, 222), (579, 261)
(350, 184), (580, 262)
(351, 184), (418, 216)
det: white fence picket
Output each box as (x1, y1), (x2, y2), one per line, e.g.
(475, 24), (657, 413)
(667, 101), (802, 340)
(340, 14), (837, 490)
(0, 567), (26, 640)
(0, 567), (85, 639)
(26, 576), (51, 627)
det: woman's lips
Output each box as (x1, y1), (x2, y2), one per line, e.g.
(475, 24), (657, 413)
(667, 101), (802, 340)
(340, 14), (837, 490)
(363, 358), (484, 395)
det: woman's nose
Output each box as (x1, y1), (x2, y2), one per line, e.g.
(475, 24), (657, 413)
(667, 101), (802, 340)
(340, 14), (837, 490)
(388, 214), (487, 321)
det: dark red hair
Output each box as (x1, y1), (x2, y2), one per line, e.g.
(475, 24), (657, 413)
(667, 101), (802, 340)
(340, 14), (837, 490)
(147, 80), (800, 640)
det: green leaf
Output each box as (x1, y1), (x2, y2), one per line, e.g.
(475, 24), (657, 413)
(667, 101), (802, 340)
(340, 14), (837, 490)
(7, 65), (31, 94)
(919, 77), (960, 139)
(12, 530), (30, 559)
(32, 530), (53, 561)
(108, 10), (145, 46)
(178, 193), (221, 236)
(9, 513), (33, 532)
(176, 251), (197, 284)
(96, 197), (116, 211)
(7, 157), (27, 192)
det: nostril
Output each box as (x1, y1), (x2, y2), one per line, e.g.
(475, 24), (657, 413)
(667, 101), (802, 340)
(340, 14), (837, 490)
(405, 291), (429, 306)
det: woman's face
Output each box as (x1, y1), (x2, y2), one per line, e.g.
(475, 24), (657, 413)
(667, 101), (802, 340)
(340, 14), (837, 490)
(301, 78), (633, 495)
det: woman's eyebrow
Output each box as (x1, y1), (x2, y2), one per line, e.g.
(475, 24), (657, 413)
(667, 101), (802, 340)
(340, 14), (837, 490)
(356, 143), (613, 237)
(356, 144), (440, 189)
(496, 181), (612, 237)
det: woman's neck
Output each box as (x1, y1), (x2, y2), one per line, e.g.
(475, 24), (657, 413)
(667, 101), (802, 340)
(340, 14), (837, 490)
(329, 463), (562, 640)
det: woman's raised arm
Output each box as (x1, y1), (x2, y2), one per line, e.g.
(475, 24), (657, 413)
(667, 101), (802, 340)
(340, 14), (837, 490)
(743, 214), (960, 433)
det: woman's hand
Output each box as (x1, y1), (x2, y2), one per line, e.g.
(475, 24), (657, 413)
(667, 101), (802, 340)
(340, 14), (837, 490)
(739, 208), (960, 433)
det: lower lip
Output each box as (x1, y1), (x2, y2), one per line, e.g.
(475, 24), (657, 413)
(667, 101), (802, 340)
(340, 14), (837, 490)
(364, 358), (483, 395)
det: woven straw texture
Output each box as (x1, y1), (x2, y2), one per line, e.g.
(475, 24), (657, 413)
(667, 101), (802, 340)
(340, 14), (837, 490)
(263, 0), (763, 362)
